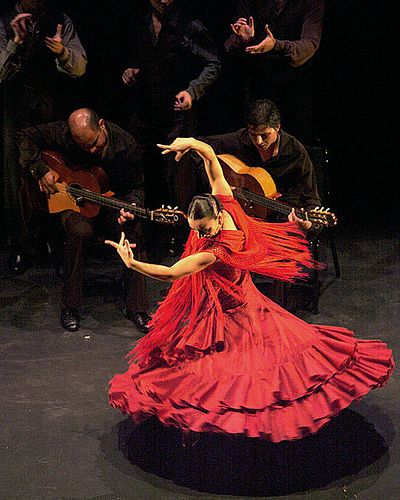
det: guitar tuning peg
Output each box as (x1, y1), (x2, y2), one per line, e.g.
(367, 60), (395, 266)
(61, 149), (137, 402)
(326, 207), (330, 212)
(167, 205), (172, 210)
(173, 206), (178, 210)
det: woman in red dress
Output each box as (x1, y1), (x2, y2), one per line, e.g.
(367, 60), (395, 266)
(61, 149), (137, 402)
(105, 138), (394, 443)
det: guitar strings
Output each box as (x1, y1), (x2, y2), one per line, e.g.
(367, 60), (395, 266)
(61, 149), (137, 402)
(234, 188), (333, 224)
(53, 183), (148, 216)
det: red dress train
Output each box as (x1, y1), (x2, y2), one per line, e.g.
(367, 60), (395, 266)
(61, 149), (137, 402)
(109, 196), (394, 442)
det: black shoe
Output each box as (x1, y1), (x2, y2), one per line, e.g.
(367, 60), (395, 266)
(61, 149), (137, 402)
(8, 253), (32, 275)
(127, 310), (151, 333)
(60, 309), (80, 332)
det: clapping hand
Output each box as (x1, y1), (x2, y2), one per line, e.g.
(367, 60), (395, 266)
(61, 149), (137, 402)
(174, 90), (193, 111)
(231, 16), (255, 43)
(44, 24), (67, 58)
(245, 24), (276, 54)
(122, 67), (141, 86)
(10, 13), (32, 44)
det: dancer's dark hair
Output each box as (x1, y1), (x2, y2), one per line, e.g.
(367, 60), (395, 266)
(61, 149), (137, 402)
(188, 194), (223, 220)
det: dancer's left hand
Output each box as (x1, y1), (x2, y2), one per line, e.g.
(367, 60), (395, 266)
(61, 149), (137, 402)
(157, 137), (195, 161)
(105, 232), (136, 268)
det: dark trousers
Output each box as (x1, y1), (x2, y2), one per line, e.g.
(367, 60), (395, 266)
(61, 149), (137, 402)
(60, 190), (149, 313)
(128, 108), (198, 209)
(128, 108), (198, 257)
(1, 85), (55, 252)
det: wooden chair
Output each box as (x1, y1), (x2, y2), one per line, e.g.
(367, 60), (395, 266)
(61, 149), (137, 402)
(255, 145), (341, 314)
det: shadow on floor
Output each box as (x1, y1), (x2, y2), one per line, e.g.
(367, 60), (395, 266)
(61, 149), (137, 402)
(100, 407), (392, 497)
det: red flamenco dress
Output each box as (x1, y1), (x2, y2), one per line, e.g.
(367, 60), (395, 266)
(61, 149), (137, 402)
(109, 195), (394, 442)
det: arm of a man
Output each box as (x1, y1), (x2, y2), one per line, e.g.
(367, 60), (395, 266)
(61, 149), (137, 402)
(16, 122), (69, 179)
(184, 20), (222, 102)
(273, 0), (324, 67)
(55, 13), (87, 77)
(0, 18), (20, 82)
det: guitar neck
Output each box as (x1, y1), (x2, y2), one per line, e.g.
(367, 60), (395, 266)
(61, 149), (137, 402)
(234, 187), (304, 219)
(68, 186), (150, 219)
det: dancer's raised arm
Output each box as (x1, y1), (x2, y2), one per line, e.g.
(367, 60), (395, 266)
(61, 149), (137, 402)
(157, 138), (232, 197)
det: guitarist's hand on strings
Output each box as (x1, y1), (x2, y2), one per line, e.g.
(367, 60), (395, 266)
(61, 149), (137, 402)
(117, 208), (135, 225)
(288, 208), (312, 231)
(39, 171), (58, 197)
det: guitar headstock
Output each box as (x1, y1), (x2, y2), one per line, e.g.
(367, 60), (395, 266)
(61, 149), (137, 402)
(307, 207), (338, 227)
(151, 206), (187, 225)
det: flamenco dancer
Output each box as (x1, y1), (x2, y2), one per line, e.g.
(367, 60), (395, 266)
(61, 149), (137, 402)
(105, 138), (394, 443)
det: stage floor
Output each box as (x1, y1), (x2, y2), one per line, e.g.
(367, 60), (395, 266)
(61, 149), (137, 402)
(0, 225), (398, 499)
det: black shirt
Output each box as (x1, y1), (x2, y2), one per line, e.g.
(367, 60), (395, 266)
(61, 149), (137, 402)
(16, 121), (144, 196)
(199, 128), (321, 214)
(126, 5), (221, 121)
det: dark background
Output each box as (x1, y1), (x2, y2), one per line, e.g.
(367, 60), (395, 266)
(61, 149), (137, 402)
(0, 0), (395, 233)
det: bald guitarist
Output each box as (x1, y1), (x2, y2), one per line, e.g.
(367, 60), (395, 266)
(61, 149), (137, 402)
(16, 108), (151, 333)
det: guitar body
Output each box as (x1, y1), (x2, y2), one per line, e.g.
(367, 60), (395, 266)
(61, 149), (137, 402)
(217, 154), (280, 218)
(41, 150), (112, 218)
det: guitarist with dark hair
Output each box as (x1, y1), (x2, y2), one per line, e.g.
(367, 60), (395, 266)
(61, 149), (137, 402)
(16, 108), (151, 333)
(195, 98), (323, 236)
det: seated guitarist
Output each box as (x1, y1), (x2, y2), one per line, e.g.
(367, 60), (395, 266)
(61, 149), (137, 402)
(16, 108), (151, 333)
(196, 99), (322, 236)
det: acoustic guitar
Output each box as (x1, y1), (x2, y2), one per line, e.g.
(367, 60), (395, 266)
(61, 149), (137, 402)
(39, 150), (186, 224)
(217, 154), (337, 227)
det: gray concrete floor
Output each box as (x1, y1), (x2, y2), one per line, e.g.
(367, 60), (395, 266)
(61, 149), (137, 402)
(0, 224), (398, 499)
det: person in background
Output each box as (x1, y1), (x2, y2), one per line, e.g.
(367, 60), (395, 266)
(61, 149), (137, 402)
(225, 0), (324, 143)
(178, 99), (321, 239)
(16, 108), (150, 333)
(0, 0), (87, 273)
(121, 0), (221, 211)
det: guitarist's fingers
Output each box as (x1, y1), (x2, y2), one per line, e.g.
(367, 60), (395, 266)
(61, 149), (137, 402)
(288, 208), (296, 222)
(120, 208), (134, 220)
